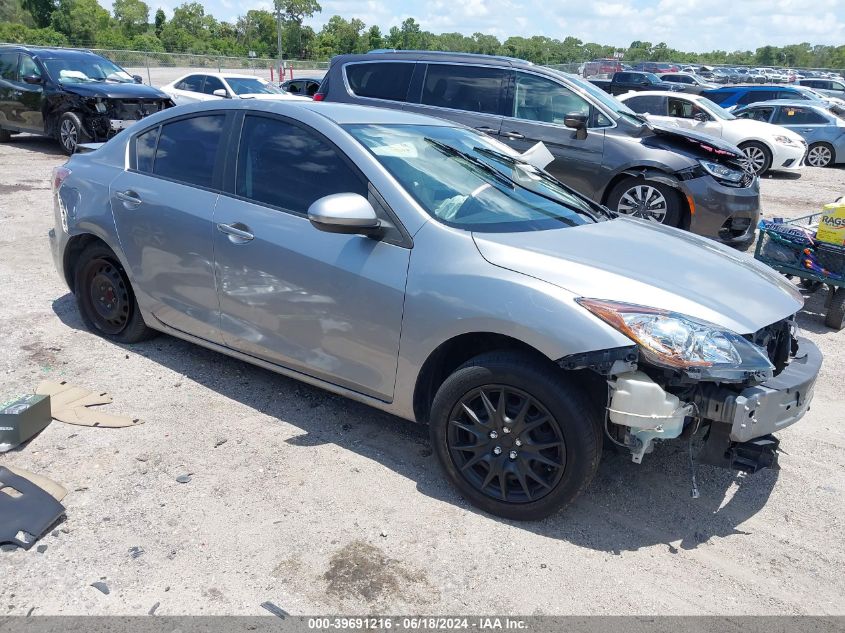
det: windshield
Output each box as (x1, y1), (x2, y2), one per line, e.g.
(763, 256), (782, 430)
(226, 77), (282, 96)
(43, 56), (134, 84)
(697, 97), (736, 120)
(643, 73), (662, 83)
(345, 124), (604, 232)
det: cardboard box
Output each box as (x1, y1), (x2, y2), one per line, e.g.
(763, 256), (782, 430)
(0, 394), (51, 452)
(816, 202), (845, 246)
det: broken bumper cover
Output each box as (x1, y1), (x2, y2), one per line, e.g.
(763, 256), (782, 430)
(697, 337), (821, 442)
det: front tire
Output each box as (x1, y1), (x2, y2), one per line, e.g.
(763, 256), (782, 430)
(429, 352), (601, 520)
(738, 141), (772, 175)
(0, 127), (11, 143)
(73, 243), (155, 343)
(58, 112), (88, 155)
(606, 177), (682, 227)
(807, 142), (835, 168)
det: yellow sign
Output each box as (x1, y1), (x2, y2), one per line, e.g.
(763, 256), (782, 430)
(816, 202), (845, 246)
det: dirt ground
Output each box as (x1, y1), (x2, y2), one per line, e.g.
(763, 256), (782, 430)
(0, 135), (844, 616)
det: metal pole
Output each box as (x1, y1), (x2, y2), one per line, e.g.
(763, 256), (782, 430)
(146, 53), (151, 85)
(275, 9), (283, 61)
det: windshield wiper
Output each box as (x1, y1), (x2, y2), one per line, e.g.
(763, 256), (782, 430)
(424, 137), (513, 188)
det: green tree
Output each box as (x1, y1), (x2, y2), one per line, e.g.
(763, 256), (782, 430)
(113, 0), (148, 37)
(0, 21), (67, 44)
(236, 9), (277, 56)
(51, 0), (110, 45)
(1, 0), (35, 26)
(274, 0), (321, 58)
(398, 17), (421, 49)
(366, 24), (381, 51)
(20, 0), (56, 27)
(153, 6), (164, 36)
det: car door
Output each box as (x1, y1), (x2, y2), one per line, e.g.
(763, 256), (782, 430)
(495, 70), (606, 197)
(212, 113), (410, 400)
(15, 53), (45, 132)
(0, 51), (20, 129)
(773, 104), (830, 145)
(402, 62), (506, 137)
(109, 112), (230, 344)
(168, 74), (206, 105)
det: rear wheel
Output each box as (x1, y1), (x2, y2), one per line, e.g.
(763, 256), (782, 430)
(58, 112), (88, 155)
(606, 178), (682, 227)
(738, 141), (772, 175)
(429, 352), (601, 520)
(825, 288), (845, 331)
(73, 243), (155, 343)
(0, 127), (11, 143)
(807, 142), (835, 168)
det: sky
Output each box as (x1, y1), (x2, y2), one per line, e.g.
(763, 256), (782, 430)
(137, 0), (845, 53)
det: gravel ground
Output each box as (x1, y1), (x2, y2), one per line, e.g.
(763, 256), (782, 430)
(0, 136), (844, 616)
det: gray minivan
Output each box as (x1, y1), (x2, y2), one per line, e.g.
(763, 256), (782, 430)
(318, 51), (761, 246)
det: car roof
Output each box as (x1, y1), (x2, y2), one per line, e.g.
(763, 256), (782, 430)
(331, 50), (533, 68)
(620, 90), (699, 99)
(738, 99), (828, 109)
(0, 45), (104, 60)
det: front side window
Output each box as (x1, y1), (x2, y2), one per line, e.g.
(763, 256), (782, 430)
(736, 106), (774, 122)
(346, 124), (600, 232)
(345, 62), (414, 102)
(513, 72), (590, 125)
(202, 75), (225, 95)
(19, 55), (41, 79)
(235, 115), (366, 213)
(135, 126), (159, 172)
(153, 115), (225, 188)
(667, 97), (709, 119)
(421, 64), (505, 115)
(176, 75), (204, 92)
(774, 106), (828, 125)
(0, 52), (18, 80)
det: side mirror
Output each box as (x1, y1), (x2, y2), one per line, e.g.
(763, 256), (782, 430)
(564, 112), (588, 140)
(213, 88), (229, 98)
(693, 112), (708, 122)
(133, 74), (143, 84)
(308, 193), (382, 237)
(22, 74), (42, 85)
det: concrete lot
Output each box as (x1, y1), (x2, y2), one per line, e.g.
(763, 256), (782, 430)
(0, 135), (843, 616)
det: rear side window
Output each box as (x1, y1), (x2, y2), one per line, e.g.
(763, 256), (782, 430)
(774, 106), (828, 125)
(153, 115), (225, 188)
(202, 75), (225, 95)
(235, 115), (366, 213)
(135, 126), (159, 172)
(0, 52), (18, 80)
(623, 95), (666, 115)
(422, 64), (506, 115)
(704, 91), (734, 105)
(737, 90), (777, 106)
(345, 62), (413, 102)
(176, 75), (204, 92)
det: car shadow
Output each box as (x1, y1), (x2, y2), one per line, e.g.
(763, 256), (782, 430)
(51, 292), (777, 553)
(763, 170), (802, 181)
(3, 133), (66, 158)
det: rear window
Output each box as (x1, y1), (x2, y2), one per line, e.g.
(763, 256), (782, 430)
(0, 52), (18, 80)
(152, 114), (225, 188)
(421, 63), (506, 115)
(345, 62), (414, 102)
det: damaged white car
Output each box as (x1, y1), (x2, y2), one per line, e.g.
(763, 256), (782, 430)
(49, 101), (821, 520)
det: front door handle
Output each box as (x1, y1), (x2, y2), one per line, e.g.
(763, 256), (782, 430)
(217, 222), (254, 243)
(115, 190), (142, 207)
(475, 126), (498, 134)
(501, 131), (525, 140)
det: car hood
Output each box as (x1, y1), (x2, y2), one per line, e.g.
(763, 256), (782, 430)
(472, 217), (802, 335)
(61, 82), (170, 100)
(645, 121), (745, 158)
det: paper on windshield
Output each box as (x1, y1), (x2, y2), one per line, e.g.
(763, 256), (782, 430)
(520, 142), (554, 170)
(371, 142), (419, 159)
(59, 70), (88, 81)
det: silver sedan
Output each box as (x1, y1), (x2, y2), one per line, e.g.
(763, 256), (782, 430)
(48, 100), (820, 519)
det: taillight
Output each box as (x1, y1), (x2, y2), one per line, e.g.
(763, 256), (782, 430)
(52, 165), (71, 192)
(312, 93), (325, 101)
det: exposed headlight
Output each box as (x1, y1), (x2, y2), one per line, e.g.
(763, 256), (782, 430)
(577, 299), (774, 380)
(699, 159), (745, 184)
(93, 99), (107, 113)
(774, 135), (796, 145)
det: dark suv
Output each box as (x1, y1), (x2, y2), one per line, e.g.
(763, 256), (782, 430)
(317, 51), (761, 246)
(0, 46), (173, 154)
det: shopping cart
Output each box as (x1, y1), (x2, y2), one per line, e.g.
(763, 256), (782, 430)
(754, 212), (845, 330)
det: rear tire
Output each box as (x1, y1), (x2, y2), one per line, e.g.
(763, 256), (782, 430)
(0, 127), (11, 143)
(73, 242), (156, 343)
(606, 177), (682, 227)
(825, 288), (845, 331)
(738, 141), (772, 175)
(807, 142), (835, 168)
(58, 112), (88, 155)
(429, 351), (601, 520)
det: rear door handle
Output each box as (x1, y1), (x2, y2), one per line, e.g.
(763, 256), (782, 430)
(217, 222), (254, 243)
(501, 131), (525, 140)
(475, 126), (498, 134)
(115, 190), (142, 207)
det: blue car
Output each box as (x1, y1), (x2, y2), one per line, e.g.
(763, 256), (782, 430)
(734, 100), (845, 167)
(702, 85), (833, 112)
